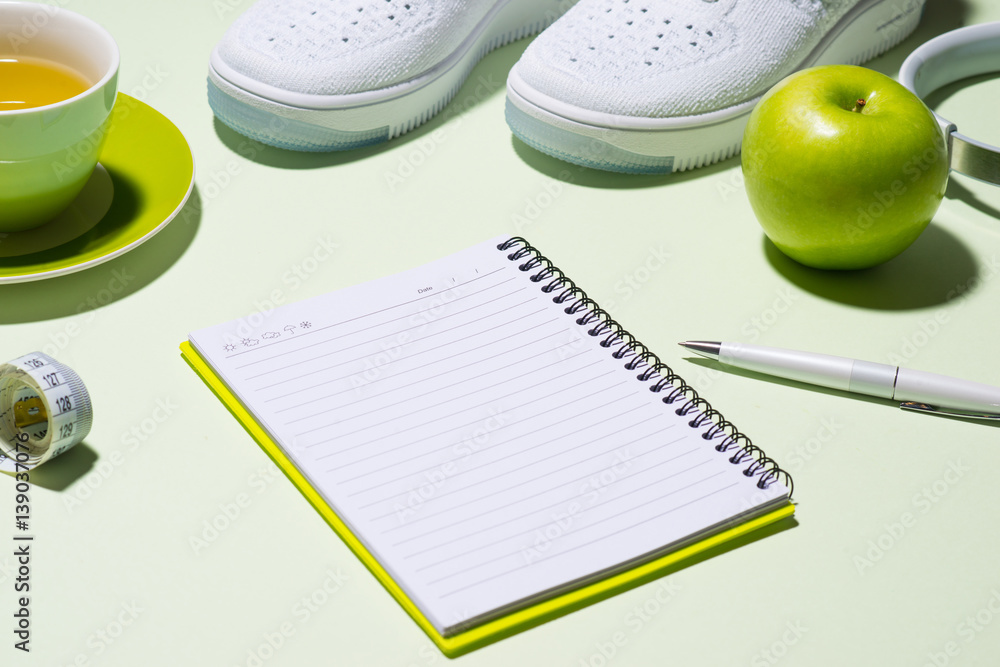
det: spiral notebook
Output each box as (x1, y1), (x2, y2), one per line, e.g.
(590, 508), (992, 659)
(180, 236), (794, 656)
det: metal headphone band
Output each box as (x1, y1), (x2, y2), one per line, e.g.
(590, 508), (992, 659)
(899, 21), (1000, 186)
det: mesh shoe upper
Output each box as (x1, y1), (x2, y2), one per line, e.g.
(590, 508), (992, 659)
(513, 0), (854, 118)
(215, 0), (500, 96)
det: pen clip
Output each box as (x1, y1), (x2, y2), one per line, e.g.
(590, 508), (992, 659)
(899, 402), (1000, 422)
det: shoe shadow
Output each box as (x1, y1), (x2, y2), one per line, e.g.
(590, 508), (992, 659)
(763, 221), (981, 311)
(511, 136), (738, 190)
(864, 0), (970, 77)
(214, 38), (533, 169)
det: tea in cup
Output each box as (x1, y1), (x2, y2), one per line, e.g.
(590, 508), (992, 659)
(0, 2), (119, 232)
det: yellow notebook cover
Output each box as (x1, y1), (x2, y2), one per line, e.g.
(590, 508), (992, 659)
(180, 341), (794, 657)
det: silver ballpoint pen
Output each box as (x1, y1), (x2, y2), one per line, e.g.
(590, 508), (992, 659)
(679, 341), (1000, 422)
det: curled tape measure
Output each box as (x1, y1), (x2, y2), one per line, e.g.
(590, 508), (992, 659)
(0, 353), (93, 473)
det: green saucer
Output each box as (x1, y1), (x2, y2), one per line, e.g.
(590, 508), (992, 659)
(0, 93), (194, 284)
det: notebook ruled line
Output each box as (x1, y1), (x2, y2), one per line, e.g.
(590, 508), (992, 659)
(275, 338), (593, 425)
(273, 334), (582, 417)
(304, 366), (607, 448)
(225, 267), (509, 363)
(434, 480), (738, 597)
(309, 373), (619, 454)
(274, 329), (569, 410)
(243, 289), (534, 382)
(368, 414), (683, 520)
(256, 301), (543, 400)
(309, 360), (604, 461)
(398, 450), (708, 557)
(328, 355), (595, 470)
(415, 466), (724, 574)
(343, 380), (625, 486)
(341, 385), (635, 492)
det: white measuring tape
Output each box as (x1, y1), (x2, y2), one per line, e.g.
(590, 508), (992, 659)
(0, 352), (93, 473)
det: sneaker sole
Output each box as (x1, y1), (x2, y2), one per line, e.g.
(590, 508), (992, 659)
(208, 0), (573, 151)
(505, 0), (927, 174)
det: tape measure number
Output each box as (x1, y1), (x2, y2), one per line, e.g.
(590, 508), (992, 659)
(0, 353), (93, 472)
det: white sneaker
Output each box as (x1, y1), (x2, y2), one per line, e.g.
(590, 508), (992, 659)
(209, 0), (575, 151)
(506, 0), (927, 173)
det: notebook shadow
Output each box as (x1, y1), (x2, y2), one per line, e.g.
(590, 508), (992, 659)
(763, 222), (980, 311)
(0, 184), (202, 324)
(574, 514), (799, 609)
(213, 37), (531, 169)
(6, 443), (99, 492)
(452, 512), (800, 644)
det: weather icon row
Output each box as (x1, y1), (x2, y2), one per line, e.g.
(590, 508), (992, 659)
(223, 322), (312, 352)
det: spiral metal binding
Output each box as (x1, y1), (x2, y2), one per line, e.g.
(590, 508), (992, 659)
(498, 237), (794, 496)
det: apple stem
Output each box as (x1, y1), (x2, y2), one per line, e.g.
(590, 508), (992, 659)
(852, 98), (866, 113)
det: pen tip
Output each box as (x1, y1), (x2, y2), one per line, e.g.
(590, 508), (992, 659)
(677, 341), (722, 360)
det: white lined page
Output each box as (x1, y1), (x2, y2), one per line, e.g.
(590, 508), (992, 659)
(189, 236), (789, 634)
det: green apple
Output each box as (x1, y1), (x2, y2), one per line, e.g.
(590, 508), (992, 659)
(741, 65), (949, 270)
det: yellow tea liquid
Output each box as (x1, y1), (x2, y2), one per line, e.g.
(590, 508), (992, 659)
(0, 56), (91, 110)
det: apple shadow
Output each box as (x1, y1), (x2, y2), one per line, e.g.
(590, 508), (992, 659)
(763, 222), (980, 310)
(213, 37), (531, 169)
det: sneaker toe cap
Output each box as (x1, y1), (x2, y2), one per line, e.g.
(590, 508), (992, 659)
(513, 0), (833, 119)
(213, 0), (492, 96)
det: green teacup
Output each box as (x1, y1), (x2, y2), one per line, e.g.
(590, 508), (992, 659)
(0, 2), (119, 233)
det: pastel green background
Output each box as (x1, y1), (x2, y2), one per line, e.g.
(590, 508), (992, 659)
(3, 1), (1000, 666)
